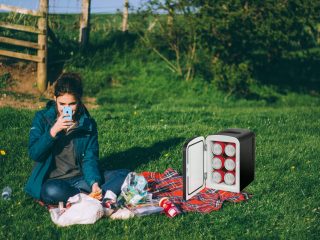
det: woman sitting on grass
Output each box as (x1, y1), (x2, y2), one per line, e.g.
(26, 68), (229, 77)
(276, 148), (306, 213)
(25, 73), (102, 204)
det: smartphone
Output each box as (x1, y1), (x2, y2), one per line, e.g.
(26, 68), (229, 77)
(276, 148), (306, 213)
(63, 106), (73, 120)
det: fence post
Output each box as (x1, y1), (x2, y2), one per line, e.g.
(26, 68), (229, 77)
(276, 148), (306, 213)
(37, 0), (48, 93)
(79, 0), (91, 49)
(122, 0), (129, 32)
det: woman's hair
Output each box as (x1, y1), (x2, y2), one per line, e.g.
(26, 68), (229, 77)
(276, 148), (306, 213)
(54, 72), (90, 119)
(54, 73), (83, 100)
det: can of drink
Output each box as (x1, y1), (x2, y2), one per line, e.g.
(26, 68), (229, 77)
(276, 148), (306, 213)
(212, 142), (225, 155)
(224, 171), (235, 185)
(212, 170), (225, 183)
(212, 155), (225, 169)
(225, 143), (236, 157)
(159, 197), (180, 218)
(224, 157), (236, 171)
(1, 186), (12, 200)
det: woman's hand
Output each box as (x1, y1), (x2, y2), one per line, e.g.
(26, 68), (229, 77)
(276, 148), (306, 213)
(50, 113), (74, 137)
(91, 182), (101, 193)
(89, 183), (102, 200)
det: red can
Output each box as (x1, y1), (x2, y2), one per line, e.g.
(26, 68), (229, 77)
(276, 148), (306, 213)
(212, 170), (225, 183)
(159, 197), (180, 218)
(225, 143), (236, 157)
(212, 141), (225, 155)
(224, 157), (236, 171)
(224, 171), (236, 185)
(212, 155), (225, 169)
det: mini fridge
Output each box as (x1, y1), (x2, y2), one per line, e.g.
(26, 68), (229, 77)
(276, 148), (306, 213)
(183, 128), (255, 201)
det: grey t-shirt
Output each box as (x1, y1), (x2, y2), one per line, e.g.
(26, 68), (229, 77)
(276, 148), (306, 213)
(49, 125), (82, 179)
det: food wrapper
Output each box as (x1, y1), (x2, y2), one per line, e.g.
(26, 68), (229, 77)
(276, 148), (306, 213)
(118, 172), (148, 206)
(89, 190), (102, 201)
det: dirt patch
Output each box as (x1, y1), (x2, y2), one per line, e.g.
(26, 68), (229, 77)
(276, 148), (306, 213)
(0, 59), (99, 110)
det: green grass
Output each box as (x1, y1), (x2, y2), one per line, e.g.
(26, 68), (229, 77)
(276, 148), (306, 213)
(0, 70), (319, 239)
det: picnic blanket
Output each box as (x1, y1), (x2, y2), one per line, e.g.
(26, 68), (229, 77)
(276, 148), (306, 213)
(140, 168), (252, 213)
(38, 168), (252, 226)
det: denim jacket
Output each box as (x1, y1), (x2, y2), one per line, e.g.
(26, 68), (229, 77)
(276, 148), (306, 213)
(25, 101), (102, 199)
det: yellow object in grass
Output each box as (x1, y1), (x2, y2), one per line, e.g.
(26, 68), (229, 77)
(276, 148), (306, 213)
(89, 190), (102, 200)
(0, 150), (6, 155)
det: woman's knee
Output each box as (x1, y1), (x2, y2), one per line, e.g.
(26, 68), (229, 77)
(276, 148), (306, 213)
(41, 179), (78, 204)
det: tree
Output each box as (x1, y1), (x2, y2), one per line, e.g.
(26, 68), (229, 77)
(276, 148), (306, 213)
(139, 0), (320, 93)
(140, 0), (200, 81)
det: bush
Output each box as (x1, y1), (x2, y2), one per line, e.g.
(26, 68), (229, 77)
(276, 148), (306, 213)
(212, 61), (253, 97)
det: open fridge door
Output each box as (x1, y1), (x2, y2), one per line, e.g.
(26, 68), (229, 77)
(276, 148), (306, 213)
(183, 136), (206, 201)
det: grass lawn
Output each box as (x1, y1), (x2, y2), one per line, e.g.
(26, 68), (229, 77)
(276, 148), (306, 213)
(0, 67), (319, 239)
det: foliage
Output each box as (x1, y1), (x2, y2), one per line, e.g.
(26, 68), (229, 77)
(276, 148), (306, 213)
(193, 0), (320, 62)
(254, 48), (320, 92)
(136, 1), (202, 81)
(212, 60), (254, 97)
(0, 72), (14, 89)
(136, 0), (320, 93)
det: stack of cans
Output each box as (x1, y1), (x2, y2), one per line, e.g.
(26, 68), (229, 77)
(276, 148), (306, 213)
(212, 141), (236, 185)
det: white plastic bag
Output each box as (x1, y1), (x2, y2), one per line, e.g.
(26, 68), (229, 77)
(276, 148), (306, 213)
(110, 208), (134, 220)
(49, 193), (104, 227)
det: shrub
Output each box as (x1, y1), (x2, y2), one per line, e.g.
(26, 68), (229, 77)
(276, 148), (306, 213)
(212, 61), (254, 97)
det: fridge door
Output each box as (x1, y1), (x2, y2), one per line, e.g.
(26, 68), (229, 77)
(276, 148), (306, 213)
(183, 136), (206, 201)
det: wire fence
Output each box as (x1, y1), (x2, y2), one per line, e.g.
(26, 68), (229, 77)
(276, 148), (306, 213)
(1, 0), (128, 14)
(0, 0), (128, 43)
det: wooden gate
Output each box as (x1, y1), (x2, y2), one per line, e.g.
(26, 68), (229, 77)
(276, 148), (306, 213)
(0, 0), (48, 93)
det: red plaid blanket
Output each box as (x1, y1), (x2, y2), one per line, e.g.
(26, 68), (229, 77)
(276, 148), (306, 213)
(140, 168), (252, 213)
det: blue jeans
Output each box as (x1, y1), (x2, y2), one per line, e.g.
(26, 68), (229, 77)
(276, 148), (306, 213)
(41, 175), (91, 204)
(101, 169), (130, 195)
(41, 169), (130, 204)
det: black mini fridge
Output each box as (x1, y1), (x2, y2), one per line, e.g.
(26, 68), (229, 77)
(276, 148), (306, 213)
(183, 128), (255, 200)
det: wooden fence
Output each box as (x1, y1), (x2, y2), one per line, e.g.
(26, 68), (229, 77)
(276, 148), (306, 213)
(0, 0), (48, 93)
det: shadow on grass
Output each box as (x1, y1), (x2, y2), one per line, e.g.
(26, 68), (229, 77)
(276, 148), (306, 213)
(47, 61), (64, 86)
(46, 36), (72, 86)
(99, 137), (184, 172)
(88, 31), (140, 55)
(244, 92), (279, 103)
